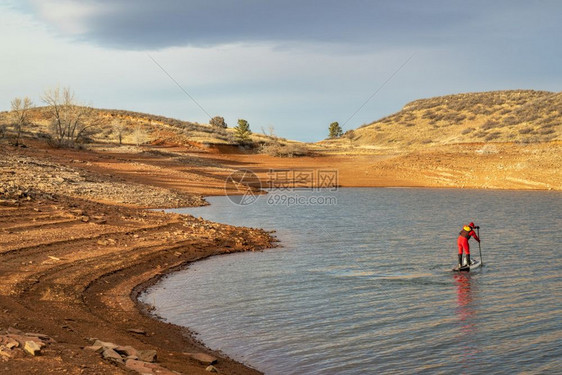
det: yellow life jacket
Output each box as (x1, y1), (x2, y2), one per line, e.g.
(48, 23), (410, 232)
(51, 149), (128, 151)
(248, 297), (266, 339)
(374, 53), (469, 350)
(459, 226), (472, 238)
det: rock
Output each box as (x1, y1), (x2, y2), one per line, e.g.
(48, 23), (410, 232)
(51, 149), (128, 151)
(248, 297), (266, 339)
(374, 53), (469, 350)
(125, 359), (150, 373)
(6, 334), (43, 347)
(84, 345), (104, 353)
(185, 352), (218, 365)
(206, 365), (219, 373)
(102, 348), (124, 363)
(6, 327), (23, 335)
(80, 215), (90, 222)
(127, 328), (147, 335)
(93, 339), (117, 350)
(5, 339), (19, 349)
(114, 345), (138, 359)
(24, 341), (42, 356)
(24, 332), (54, 343)
(137, 349), (157, 363)
(125, 359), (179, 375)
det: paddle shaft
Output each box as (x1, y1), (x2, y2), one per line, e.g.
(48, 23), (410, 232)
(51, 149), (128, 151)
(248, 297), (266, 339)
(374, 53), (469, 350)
(477, 227), (484, 266)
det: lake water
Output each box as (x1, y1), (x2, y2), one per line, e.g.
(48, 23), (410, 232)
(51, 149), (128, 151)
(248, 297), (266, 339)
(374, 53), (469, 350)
(141, 188), (562, 374)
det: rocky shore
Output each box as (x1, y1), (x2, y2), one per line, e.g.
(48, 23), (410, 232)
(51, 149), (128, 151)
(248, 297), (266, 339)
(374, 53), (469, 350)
(0, 150), (205, 208)
(0, 143), (275, 374)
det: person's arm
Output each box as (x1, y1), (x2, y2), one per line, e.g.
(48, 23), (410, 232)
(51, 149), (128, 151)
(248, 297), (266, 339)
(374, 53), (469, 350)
(470, 230), (480, 242)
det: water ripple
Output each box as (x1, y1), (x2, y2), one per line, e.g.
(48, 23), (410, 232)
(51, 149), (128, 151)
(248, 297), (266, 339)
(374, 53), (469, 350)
(142, 189), (562, 374)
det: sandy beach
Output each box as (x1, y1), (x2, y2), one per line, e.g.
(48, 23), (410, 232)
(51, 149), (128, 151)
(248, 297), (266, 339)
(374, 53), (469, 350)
(1, 138), (560, 374)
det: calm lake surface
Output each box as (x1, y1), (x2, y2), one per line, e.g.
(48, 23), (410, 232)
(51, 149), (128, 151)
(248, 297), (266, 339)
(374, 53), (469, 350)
(141, 188), (562, 374)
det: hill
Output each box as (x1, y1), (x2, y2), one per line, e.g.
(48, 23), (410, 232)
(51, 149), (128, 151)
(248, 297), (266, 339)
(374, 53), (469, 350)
(329, 90), (561, 149)
(0, 106), (283, 147)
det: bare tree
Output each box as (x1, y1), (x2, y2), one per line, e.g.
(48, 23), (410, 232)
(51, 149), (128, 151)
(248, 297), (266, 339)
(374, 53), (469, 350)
(261, 125), (277, 139)
(42, 87), (97, 147)
(132, 125), (147, 146)
(111, 119), (127, 145)
(10, 96), (34, 146)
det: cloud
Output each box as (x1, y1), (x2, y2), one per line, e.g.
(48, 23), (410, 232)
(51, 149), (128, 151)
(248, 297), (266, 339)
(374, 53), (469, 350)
(29, 0), (108, 34)
(4, 0), (562, 142)
(23, 0), (477, 50)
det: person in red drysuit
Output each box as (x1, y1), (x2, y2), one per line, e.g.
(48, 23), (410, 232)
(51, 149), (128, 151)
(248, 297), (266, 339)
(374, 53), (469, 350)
(457, 222), (480, 267)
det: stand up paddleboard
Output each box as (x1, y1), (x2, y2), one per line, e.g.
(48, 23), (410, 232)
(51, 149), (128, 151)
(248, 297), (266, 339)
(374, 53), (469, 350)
(452, 258), (482, 272)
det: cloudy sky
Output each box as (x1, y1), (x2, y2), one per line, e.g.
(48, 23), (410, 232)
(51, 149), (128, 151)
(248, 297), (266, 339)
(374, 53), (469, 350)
(1, 0), (561, 141)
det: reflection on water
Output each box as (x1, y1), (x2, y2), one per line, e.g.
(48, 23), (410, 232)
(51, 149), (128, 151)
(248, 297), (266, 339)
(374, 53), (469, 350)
(142, 189), (562, 374)
(455, 273), (476, 332)
(454, 274), (481, 368)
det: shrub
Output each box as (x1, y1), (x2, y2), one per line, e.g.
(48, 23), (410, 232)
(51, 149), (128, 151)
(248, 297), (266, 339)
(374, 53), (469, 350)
(210, 116), (227, 128)
(502, 116), (519, 126)
(474, 131), (487, 138)
(422, 110), (437, 120)
(518, 127), (534, 134)
(452, 114), (466, 122)
(481, 120), (499, 130)
(260, 142), (308, 157)
(461, 127), (474, 135)
(485, 131), (501, 141)
(539, 128), (555, 135)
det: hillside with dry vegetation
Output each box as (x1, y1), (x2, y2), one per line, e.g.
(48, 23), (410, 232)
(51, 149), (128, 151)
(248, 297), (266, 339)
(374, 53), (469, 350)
(0, 104), (309, 158)
(329, 90), (561, 149)
(0, 106), (229, 145)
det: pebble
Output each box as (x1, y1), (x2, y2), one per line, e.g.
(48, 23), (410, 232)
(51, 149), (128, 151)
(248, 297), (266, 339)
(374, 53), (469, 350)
(23, 341), (42, 356)
(185, 352), (218, 365)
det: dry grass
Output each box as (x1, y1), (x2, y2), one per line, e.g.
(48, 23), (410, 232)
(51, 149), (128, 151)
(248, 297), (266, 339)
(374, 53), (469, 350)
(0, 106), (284, 147)
(259, 142), (309, 157)
(340, 90), (561, 150)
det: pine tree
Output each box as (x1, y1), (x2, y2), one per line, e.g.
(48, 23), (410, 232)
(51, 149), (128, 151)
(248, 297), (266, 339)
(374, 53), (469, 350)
(329, 121), (343, 138)
(234, 119), (252, 143)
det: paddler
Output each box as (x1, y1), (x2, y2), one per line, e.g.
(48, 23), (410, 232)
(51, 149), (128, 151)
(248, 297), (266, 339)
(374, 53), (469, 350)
(457, 222), (480, 268)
